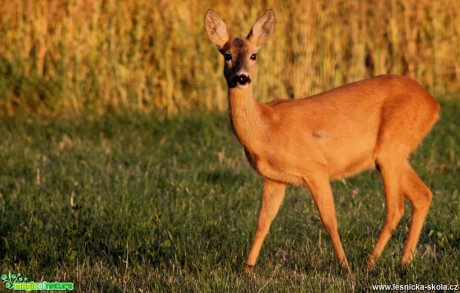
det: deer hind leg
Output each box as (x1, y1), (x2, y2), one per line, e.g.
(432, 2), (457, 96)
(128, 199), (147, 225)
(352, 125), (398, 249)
(304, 170), (351, 273)
(246, 179), (286, 269)
(400, 162), (432, 265)
(366, 159), (405, 271)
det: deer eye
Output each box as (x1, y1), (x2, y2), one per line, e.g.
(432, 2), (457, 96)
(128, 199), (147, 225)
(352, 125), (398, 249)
(250, 54), (257, 61)
(224, 53), (232, 61)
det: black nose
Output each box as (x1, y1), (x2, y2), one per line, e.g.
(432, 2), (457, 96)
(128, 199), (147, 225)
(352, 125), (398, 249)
(231, 74), (251, 86)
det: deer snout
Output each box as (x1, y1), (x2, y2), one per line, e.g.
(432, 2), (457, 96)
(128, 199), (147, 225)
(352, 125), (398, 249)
(231, 74), (251, 88)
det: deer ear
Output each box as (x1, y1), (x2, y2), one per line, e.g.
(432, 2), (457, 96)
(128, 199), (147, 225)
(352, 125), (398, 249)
(247, 10), (275, 51)
(205, 9), (230, 50)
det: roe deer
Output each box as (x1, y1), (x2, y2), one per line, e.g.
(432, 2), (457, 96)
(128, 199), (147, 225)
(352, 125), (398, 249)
(205, 9), (440, 273)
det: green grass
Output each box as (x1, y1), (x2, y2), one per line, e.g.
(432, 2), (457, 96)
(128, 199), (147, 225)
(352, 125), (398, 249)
(0, 99), (459, 291)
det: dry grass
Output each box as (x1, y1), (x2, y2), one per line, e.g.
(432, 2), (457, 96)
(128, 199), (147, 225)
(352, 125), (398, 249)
(0, 0), (459, 116)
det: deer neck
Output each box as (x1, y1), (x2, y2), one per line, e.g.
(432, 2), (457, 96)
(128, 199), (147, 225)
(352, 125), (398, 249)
(228, 85), (268, 152)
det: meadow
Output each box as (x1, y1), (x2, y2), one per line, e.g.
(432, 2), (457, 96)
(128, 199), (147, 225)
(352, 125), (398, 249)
(0, 98), (459, 291)
(0, 0), (459, 291)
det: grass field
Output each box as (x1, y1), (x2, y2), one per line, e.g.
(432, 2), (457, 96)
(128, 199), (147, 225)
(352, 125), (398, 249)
(1, 1), (459, 291)
(1, 0), (459, 115)
(0, 98), (458, 291)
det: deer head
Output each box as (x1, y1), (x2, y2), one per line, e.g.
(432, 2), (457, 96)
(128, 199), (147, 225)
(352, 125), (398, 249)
(205, 9), (275, 89)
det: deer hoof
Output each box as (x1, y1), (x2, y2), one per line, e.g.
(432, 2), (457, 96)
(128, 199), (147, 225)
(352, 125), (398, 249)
(243, 264), (255, 276)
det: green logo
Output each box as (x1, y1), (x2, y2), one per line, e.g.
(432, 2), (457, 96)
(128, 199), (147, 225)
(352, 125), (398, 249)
(1, 272), (74, 291)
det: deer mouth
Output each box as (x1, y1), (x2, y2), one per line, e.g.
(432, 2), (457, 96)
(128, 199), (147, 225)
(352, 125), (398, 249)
(229, 74), (252, 88)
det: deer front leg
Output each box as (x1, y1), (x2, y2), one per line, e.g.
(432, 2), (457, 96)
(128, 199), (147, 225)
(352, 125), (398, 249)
(246, 179), (286, 272)
(305, 171), (351, 273)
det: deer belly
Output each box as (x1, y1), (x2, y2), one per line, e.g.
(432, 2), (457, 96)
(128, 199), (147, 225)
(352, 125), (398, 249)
(312, 128), (377, 179)
(326, 148), (376, 179)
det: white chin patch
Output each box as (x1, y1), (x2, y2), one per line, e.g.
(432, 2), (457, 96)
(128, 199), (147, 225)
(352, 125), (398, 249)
(236, 83), (249, 89)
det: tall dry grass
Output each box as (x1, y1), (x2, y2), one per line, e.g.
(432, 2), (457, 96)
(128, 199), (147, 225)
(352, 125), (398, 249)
(0, 0), (459, 116)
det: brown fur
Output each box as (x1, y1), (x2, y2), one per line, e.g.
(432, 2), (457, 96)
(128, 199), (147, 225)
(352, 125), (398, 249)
(205, 9), (440, 273)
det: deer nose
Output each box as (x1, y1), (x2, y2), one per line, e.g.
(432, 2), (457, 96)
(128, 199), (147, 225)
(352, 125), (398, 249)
(232, 74), (251, 86)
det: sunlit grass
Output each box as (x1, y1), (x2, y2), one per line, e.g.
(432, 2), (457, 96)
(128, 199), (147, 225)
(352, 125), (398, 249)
(0, 99), (458, 291)
(0, 0), (459, 116)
